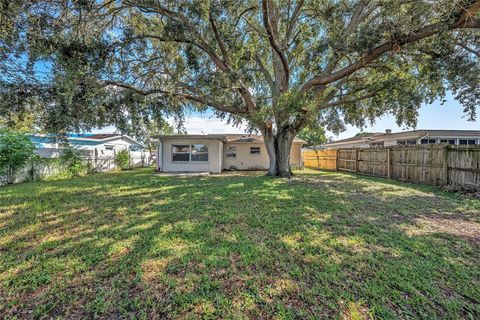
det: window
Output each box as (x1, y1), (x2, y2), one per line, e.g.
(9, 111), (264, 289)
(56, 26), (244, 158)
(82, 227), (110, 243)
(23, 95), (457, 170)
(191, 144), (208, 161)
(172, 144), (209, 162)
(420, 139), (436, 144)
(459, 139), (477, 145)
(226, 146), (236, 158)
(440, 139), (456, 145)
(398, 139), (417, 145)
(172, 145), (190, 161)
(129, 145), (142, 152)
(250, 147), (261, 155)
(105, 145), (114, 150)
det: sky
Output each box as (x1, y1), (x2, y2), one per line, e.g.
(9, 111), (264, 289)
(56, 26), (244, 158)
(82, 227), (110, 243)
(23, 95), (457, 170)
(94, 93), (479, 140)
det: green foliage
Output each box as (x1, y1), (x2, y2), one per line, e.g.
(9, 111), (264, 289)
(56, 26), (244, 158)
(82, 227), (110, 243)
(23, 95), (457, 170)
(298, 125), (327, 149)
(60, 144), (86, 177)
(0, 130), (35, 183)
(1, 1), (480, 176)
(114, 149), (131, 170)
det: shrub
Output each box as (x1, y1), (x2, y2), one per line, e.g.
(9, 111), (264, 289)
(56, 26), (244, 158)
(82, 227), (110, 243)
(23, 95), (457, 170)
(114, 149), (131, 170)
(0, 130), (35, 183)
(60, 144), (86, 177)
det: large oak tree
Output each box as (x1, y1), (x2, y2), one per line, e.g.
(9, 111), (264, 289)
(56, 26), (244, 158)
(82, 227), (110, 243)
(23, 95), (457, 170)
(1, 0), (480, 176)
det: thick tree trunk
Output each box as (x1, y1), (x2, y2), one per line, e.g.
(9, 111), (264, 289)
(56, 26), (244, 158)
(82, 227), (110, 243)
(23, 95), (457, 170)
(263, 127), (295, 177)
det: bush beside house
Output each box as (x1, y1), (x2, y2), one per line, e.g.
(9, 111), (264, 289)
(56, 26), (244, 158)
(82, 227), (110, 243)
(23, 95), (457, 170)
(114, 149), (131, 170)
(0, 130), (36, 184)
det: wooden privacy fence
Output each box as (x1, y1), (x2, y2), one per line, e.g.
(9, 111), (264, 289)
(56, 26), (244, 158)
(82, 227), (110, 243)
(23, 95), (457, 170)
(303, 149), (337, 170)
(303, 145), (480, 186)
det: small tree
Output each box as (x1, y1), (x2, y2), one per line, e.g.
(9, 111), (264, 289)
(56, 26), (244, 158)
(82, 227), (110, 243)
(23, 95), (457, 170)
(0, 130), (35, 183)
(60, 144), (86, 177)
(298, 125), (327, 150)
(114, 149), (131, 170)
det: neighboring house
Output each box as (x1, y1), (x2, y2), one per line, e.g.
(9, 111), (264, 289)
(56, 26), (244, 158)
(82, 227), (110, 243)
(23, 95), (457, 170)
(151, 134), (306, 173)
(29, 133), (149, 162)
(323, 129), (480, 149)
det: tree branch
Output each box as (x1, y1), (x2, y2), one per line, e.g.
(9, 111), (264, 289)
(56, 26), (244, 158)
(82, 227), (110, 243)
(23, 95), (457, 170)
(456, 41), (480, 58)
(209, 12), (231, 69)
(255, 54), (274, 91)
(285, 0), (304, 45)
(262, 0), (290, 91)
(101, 80), (245, 115)
(323, 90), (383, 109)
(301, 14), (480, 92)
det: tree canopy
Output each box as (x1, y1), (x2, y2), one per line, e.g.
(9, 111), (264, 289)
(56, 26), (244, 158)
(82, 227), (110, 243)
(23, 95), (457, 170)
(1, 0), (479, 176)
(298, 125), (327, 149)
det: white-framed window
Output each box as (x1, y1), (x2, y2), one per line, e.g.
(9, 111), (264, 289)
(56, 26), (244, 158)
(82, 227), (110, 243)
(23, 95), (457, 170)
(105, 145), (115, 151)
(459, 139), (477, 145)
(172, 145), (191, 161)
(191, 144), (208, 161)
(439, 139), (456, 145)
(420, 139), (436, 144)
(397, 139), (417, 145)
(129, 145), (142, 152)
(172, 144), (209, 162)
(226, 146), (236, 158)
(250, 147), (261, 155)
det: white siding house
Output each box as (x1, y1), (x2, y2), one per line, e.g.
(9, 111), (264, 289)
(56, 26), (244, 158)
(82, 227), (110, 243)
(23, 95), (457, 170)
(29, 133), (150, 165)
(323, 130), (480, 149)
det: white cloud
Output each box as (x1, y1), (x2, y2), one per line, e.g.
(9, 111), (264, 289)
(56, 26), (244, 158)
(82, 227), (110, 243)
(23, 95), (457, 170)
(168, 116), (249, 134)
(91, 115), (249, 135)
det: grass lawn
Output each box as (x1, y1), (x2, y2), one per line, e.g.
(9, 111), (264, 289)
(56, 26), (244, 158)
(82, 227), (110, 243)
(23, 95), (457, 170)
(1, 168), (479, 319)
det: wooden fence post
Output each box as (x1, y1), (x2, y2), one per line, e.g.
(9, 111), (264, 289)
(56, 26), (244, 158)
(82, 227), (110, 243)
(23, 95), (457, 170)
(355, 149), (359, 174)
(387, 148), (392, 179)
(443, 145), (449, 185)
(335, 149), (339, 171)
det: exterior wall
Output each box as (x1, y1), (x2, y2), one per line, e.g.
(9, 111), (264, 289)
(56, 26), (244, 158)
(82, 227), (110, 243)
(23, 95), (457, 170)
(223, 143), (269, 170)
(160, 138), (223, 173)
(222, 142), (304, 170)
(290, 142), (303, 169)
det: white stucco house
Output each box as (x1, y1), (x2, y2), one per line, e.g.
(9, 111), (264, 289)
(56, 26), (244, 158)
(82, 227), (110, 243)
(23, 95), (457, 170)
(151, 134), (306, 173)
(29, 133), (149, 164)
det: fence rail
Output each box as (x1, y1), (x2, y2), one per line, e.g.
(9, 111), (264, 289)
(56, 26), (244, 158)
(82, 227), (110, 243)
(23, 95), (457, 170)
(303, 145), (480, 186)
(1, 155), (153, 186)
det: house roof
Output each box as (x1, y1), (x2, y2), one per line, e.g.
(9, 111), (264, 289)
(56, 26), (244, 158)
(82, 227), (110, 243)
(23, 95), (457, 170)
(85, 133), (120, 140)
(151, 134), (307, 144)
(325, 132), (384, 145)
(325, 129), (480, 146)
(29, 133), (146, 148)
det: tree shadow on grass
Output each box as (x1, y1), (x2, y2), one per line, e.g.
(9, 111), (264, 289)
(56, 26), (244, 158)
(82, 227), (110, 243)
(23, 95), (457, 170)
(0, 169), (479, 318)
